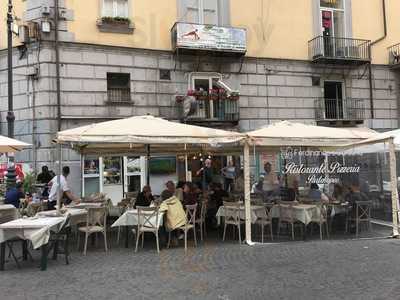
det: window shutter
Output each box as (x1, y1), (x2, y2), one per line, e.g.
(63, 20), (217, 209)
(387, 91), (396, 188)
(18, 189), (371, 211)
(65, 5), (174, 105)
(218, 0), (230, 26)
(203, 0), (218, 25)
(344, 0), (353, 38)
(178, 0), (200, 23)
(116, 0), (129, 18)
(102, 0), (114, 17)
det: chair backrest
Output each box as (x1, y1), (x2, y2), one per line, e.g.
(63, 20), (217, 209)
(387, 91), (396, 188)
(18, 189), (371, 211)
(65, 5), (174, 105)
(136, 206), (159, 230)
(86, 207), (107, 227)
(356, 201), (372, 220)
(126, 191), (139, 200)
(278, 201), (294, 222)
(199, 200), (207, 221)
(223, 201), (241, 223)
(315, 202), (328, 222)
(185, 203), (198, 225)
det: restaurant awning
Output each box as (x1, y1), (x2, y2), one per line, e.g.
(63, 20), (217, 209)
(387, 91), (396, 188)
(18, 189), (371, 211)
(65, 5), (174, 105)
(246, 121), (378, 148)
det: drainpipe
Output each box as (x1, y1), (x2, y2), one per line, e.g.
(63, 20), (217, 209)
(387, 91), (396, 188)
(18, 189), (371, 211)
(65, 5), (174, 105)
(368, 0), (387, 119)
(55, 0), (61, 131)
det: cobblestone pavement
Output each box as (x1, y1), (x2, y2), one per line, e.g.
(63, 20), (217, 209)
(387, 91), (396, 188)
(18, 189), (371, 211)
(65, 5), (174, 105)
(1, 233), (400, 300)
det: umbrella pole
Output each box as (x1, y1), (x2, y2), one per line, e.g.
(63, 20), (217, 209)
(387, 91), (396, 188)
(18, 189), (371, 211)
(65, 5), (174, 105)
(56, 143), (62, 213)
(389, 138), (399, 237)
(244, 142), (252, 244)
(146, 144), (150, 186)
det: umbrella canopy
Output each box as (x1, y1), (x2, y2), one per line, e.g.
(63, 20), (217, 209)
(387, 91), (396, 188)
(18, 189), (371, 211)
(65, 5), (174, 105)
(0, 135), (30, 152)
(56, 115), (245, 154)
(246, 121), (378, 148)
(343, 128), (400, 152)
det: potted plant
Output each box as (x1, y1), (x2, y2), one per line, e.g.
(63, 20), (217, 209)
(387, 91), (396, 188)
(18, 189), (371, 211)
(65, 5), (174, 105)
(209, 89), (219, 101)
(229, 91), (240, 101)
(101, 16), (131, 25)
(23, 172), (35, 196)
(218, 88), (228, 100)
(97, 16), (134, 34)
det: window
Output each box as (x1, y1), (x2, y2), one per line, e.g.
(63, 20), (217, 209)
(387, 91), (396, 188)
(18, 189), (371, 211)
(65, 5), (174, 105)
(102, 0), (129, 18)
(320, 0), (345, 38)
(107, 73), (131, 102)
(178, 0), (230, 26)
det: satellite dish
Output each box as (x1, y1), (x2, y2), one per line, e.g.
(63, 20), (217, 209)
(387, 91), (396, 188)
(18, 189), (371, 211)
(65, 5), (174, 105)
(183, 95), (197, 118)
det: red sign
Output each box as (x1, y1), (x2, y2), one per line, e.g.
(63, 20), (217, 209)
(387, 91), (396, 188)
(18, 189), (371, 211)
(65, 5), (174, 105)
(322, 11), (332, 28)
(0, 164), (25, 181)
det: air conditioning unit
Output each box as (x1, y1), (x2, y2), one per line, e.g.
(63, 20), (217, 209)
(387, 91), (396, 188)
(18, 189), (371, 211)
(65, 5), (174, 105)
(18, 25), (29, 44)
(41, 6), (51, 15)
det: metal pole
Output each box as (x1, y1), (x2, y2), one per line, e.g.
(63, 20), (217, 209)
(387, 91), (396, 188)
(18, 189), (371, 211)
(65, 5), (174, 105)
(388, 138), (399, 237)
(7, 0), (14, 138)
(244, 142), (252, 244)
(146, 145), (150, 186)
(56, 143), (62, 212)
(6, 0), (16, 189)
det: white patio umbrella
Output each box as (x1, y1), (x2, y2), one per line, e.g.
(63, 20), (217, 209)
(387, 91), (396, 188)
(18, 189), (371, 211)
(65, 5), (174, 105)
(55, 115), (246, 211)
(0, 135), (30, 152)
(243, 121), (381, 242)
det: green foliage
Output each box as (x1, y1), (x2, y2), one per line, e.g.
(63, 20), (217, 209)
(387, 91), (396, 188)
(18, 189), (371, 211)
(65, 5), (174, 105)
(101, 16), (131, 24)
(23, 173), (35, 194)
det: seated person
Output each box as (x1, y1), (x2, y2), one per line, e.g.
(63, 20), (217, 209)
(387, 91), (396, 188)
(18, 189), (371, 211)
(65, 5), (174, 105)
(48, 166), (80, 209)
(210, 182), (228, 210)
(175, 181), (185, 202)
(135, 185), (154, 208)
(308, 183), (329, 202)
(5, 182), (25, 208)
(331, 183), (346, 203)
(183, 182), (199, 207)
(345, 181), (369, 217)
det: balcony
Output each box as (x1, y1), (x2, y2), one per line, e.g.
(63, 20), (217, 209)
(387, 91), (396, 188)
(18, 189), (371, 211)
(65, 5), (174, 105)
(388, 43), (400, 69)
(308, 36), (371, 65)
(171, 22), (247, 57)
(180, 98), (239, 125)
(315, 98), (365, 126)
(106, 88), (131, 104)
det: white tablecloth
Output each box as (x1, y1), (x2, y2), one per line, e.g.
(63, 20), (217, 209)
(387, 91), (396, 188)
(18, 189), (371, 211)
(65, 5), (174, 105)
(66, 202), (103, 209)
(36, 208), (87, 226)
(271, 204), (321, 225)
(216, 205), (266, 225)
(111, 209), (164, 228)
(0, 217), (66, 249)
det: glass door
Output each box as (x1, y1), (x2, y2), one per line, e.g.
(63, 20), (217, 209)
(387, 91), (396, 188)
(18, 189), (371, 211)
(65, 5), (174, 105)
(102, 156), (123, 205)
(320, 0), (345, 57)
(124, 156), (142, 194)
(82, 156), (101, 197)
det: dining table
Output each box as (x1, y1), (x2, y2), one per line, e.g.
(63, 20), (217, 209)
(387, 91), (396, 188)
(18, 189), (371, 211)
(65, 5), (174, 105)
(216, 205), (266, 225)
(0, 216), (66, 271)
(112, 209), (165, 248)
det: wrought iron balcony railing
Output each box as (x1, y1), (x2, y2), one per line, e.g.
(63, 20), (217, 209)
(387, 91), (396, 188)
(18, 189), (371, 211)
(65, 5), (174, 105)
(308, 36), (371, 64)
(388, 43), (400, 67)
(107, 88), (131, 103)
(315, 98), (365, 122)
(183, 98), (239, 123)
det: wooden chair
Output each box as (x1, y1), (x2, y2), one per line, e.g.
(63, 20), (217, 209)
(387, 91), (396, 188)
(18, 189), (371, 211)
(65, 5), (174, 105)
(312, 203), (329, 240)
(347, 201), (373, 238)
(277, 202), (296, 240)
(253, 204), (273, 243)
(77, 206), (108, 255)
(222, 201), (244, 244)
(167, 203), (198, 252)
(135, 206), (161, 253)
(195, 201), (207, 241)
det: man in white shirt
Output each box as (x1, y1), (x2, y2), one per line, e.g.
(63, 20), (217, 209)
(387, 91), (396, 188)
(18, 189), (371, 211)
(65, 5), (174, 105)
(48, 166), (80, 209)
(256, 162), (280, 201)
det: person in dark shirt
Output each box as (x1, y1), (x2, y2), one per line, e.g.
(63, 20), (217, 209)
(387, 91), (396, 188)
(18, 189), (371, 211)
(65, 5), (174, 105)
(5, 182), (25, 208)
(134, 185), (154, 208)
(196, 159), (213, 189)
(37, 166), (53, 184)
(345, 182), (369, 218)
(183, 182), (198, 207)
